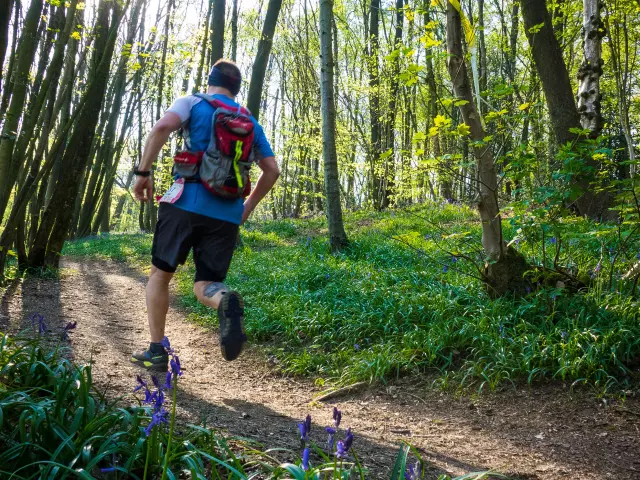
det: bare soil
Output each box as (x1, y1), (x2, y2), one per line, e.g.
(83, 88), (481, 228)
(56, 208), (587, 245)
(2, 259), (639, 479)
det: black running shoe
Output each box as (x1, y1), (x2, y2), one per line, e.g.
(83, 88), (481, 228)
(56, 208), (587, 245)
(130, 349), (169, 371)
(218, 291), (247, 361)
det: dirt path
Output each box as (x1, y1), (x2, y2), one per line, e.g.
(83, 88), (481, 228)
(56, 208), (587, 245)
(2, 259), (639, 479)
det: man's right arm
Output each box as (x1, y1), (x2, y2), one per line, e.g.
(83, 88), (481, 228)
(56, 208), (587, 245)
(133, 112), (183, 201)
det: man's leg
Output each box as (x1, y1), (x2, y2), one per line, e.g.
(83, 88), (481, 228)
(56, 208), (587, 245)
(193, 281), (228, 309)
(148, 266), (174, 341)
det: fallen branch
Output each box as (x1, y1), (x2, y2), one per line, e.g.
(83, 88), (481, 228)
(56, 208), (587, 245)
(315, 382), (367, 402)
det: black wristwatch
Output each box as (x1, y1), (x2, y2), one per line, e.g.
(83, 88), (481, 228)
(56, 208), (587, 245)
(134, 168), (151, 177)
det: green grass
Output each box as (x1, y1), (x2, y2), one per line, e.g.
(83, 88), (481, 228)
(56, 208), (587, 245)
(64, 202), (640, 392)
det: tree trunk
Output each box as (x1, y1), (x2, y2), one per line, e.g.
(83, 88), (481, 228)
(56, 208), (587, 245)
(112, 170), (135, 227)
(520, 0), (612, 220)
(319, 0), (348, 252)
(446, 1), (528, 297)
(0, 0), (44, 220)
(246, 0), (283, 121)
(29, 0), (123, 267)
(367, 0), (381, 209)
(0, 0), (13, 92)
(209, 0), (226, 65)
(0, 0), (20, 119)
(577, 0), (604, 135)
(231, 0), (238, 61)
(194, 0), (212, 92)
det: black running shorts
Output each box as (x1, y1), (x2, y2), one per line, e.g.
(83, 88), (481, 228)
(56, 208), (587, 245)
(151, 203), (239, 282)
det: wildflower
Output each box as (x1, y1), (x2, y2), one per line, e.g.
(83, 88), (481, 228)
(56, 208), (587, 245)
(326, 426), (337, 451)
(161, 336), (175, 355)
(498, 324), (505, 338)
(325, 273), (330, 280)
(298, 414), (312, 442)
(133, 375), (147, 393)
(333, 407), (342, 428)
(514, 238), (521, 247)
(302, 447), (310, 471)
(637, 253), (640, 261)
(405, 461), (422, 480)
(151, 375), (161, 389)
(144, 408), (169, 437)
(170, 356), (183, 376)
(164, 371), (173, 391)
(61, 321), (77, 340)
(525, 286), (531, 294)
(561, 331), (568, 340)
(30, 313), (47, 334)
(442, 265), (449, 273)
(336, 428), (354, 458)
(451, 256), (458, 263)
(550, 237), (557, 245)
(594, 262), (602, 273)
(101, 467), (116, 473)
(354, 344), (360, 351)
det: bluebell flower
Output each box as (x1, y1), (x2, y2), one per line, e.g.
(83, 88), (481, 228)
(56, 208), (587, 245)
(405, 461), (422, 480)
(561, 331), (568, 340)
(302, 447), (310, 471)
(442, 265), (449, 273)
(151, 375), (161, 389)
(525, 286), (531, 294)
(161, 336), (175, 355)
(594, 262), (602, 273)
(333, 407), (342, 428)
(133, 375), (147, 393)
(164, 371), (173, 391)
(354, 344), (360, 351)
(335, 427), (354, 458)
(100, 467), (116, 473)
(451, 256), (458, 263)
(170, 356), (183, 376)
(326, 426), (337, 451)
(298, 414), (312, 442)
(637, 253), (640, 261)
(30, 313), (47, 334)
(144, 408), (169, 437)
(550, 237), (557, 244)
(61, 321), (77, 340)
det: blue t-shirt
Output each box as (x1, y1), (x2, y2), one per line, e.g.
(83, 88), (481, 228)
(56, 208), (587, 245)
(165, 94), (275, 224)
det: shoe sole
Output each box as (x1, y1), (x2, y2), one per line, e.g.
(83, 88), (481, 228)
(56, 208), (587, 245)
(130, 357), (169, 371)
(218, 291), (246, 361)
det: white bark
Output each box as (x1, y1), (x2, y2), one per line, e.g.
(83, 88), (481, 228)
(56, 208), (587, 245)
(577, 0), (604, 134)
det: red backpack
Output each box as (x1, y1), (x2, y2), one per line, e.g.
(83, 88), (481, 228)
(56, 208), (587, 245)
(173, 94), (257, 198)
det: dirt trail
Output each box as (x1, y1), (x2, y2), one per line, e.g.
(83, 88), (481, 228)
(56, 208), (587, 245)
(2, 259), (639, 479)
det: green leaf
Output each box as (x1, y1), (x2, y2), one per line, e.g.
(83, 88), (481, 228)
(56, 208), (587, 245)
(456, 124), (471, 136)
(454, 99), (469, 107)
(528, 22), (545, 34)
(390, 444), (410, 480)
(279, 464), (306, 480)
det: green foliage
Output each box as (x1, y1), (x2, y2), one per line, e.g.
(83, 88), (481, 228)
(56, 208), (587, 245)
(65, 203), (640, 393)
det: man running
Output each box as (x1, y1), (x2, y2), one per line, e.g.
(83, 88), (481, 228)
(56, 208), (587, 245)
(131, 59), (279, 370)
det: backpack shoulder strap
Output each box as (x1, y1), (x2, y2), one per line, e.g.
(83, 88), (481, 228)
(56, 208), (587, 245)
(193, 93), (253, 117)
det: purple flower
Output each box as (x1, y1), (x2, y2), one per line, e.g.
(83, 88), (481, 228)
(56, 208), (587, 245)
(100, 467), (116, 473)
(354, 344), (360, 351)
(525, 286), (531, 294)
(550, 237), (557, 244)
(442, 265), (449, 273)
(133, 375), (147, 393)
(451, 256), (458, 263)
(164, 371), (173, 391)
(336, 428), (354, 458)
(30, 313), (47, 334)
(170, 356), (183, 376)
(594, 262), (602, 273)
(405, 461), (422, 480)
(151, 375), (161, 389)
(144, 408), (169, 437)
(326, 426), (337, 451)
(561, 331), (568, 340)
(298, 414), (312, 442)
(637, 253), (640, 261)
(302, 447), (310, 471)
(153, 389), (165, 412)
(161, 336), (175, 355)
(333, 407), (342, 428)
(61, 321), (77, 340)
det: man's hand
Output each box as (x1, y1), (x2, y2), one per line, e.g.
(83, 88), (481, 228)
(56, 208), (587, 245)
(133, 175), (154, 201)
(241, 156), (279, 224)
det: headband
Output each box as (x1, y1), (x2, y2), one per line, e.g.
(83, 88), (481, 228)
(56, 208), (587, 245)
(207, 66), (241, 96)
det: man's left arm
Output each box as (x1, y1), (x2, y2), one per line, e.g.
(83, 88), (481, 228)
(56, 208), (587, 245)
(242, 156), (279, 224)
